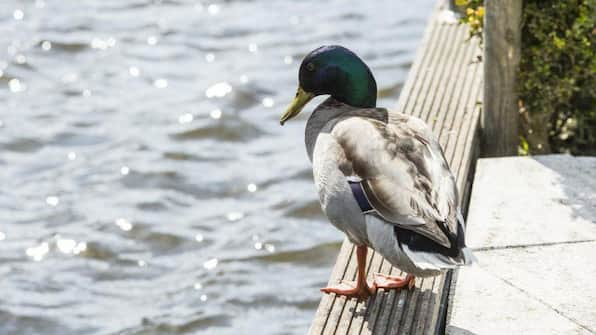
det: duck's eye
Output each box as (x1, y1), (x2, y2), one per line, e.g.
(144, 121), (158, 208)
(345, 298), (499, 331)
(306, 62), (315, 72)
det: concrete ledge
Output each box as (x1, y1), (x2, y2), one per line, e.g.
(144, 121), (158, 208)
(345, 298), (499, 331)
(447, 155), (596, 335)
(466, 154), (596, 249)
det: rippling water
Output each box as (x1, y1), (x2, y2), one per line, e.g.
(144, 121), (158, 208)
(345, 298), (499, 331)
(0, 1), (433, 333)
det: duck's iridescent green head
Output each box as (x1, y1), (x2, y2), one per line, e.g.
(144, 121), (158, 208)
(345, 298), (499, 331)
(280, 45), (377, 125)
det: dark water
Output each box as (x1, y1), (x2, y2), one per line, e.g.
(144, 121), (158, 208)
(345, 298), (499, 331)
(0, 1), (433, 334)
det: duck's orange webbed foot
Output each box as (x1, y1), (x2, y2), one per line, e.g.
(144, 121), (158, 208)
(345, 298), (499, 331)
(372, 273), (416, 290)
(320, 281), (375, 301)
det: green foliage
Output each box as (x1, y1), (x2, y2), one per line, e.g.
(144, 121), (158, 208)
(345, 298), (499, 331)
(458, 0), (595, 154)
(519, 0), (596, 154)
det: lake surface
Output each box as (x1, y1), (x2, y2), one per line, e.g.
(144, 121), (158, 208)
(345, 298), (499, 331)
(0, 1), (433, 333)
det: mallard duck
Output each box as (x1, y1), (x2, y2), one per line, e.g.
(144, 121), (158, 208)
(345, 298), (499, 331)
(280, 46), (474, 300)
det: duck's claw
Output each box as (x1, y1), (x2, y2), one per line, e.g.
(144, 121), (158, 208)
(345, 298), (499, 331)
(320, 281), (374, 301)
(372, 273), (415, 291)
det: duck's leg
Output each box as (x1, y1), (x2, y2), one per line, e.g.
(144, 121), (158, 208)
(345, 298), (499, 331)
(373, 273), (416, 290)
(320, 245), (374, 300)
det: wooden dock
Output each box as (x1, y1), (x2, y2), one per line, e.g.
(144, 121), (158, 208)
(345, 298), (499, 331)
(308, 2), (483, 334)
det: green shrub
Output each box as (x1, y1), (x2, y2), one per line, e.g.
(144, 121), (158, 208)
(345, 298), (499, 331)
(519, 0), (595, 154)
(457, 0), (596, 155)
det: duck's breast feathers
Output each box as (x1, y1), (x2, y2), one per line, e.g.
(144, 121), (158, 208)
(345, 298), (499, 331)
(329, 112), (460, 249)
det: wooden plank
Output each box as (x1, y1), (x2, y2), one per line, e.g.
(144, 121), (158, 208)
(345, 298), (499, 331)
(322, 252), (358, 333)
(411, 23), (458, 120)
(361, 259), (395, 333)
(436, 38), (478, 145)
(395, 4), (443, 115)
(455, 79), (483, 195)
(309, 242), (355, 333)
(309, 1), (483, 333)
(418, 22), (464, 123)
(334, 249), (376, 334)
(372, 267), (407, 334)
(448, 59), (482, 174)
(347, 250), (386, 333)
(358, 258), (391, 334)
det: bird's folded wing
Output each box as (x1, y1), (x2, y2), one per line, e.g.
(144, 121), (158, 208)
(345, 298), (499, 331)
(331, 113), (459, 248)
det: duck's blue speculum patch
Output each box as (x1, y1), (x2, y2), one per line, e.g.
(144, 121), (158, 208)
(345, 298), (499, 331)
(299, 45), (377, 108)
(347, 180), (375, 213)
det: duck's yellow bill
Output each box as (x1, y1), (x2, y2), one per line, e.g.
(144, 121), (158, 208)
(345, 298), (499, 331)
(280, 86), (314, 125)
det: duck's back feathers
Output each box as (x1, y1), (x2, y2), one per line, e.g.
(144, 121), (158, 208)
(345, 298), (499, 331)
(329, 108), (460, 249)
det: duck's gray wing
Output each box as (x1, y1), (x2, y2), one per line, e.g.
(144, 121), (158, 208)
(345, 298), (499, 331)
(331, 112), (459, 249)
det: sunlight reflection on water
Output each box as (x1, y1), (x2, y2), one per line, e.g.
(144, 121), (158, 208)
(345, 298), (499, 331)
(0, 0), (433, 333)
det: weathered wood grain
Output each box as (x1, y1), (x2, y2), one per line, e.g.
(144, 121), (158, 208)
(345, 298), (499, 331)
(482, 0), (521, 156)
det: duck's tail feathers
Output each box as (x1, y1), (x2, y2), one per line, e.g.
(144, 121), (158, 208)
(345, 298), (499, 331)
(401, 244), (476, 271)
(401, 243), (459, 271)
